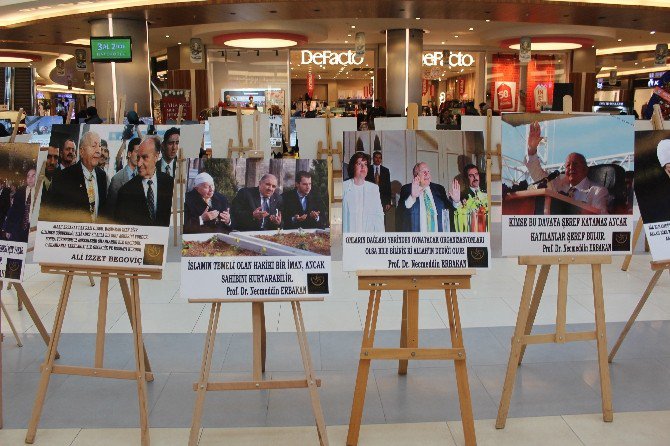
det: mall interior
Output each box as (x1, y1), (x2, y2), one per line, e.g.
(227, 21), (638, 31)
(2, 1), (670, 445)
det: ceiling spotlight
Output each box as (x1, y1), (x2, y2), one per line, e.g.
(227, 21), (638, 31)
(351, 25), (356, 29)
(345, 40), (349, 43)
(592, 45), (595, 48)
(468, 27), (474, 31)
(454, 35), (459, 38)
(178, 42), (182, 45)
(617, 38), (622, 42)
(441, 41), (445, 44)
(347, 34), (352, 37)
(635, 62), (638, 65)
(165, 35), (170, 38)
(415, 17), (420, 20)
(650, 30), (656, 35)
(485, 19), (491, 22)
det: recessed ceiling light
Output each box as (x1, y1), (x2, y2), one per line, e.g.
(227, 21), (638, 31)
(454, 35), (459, 38)
(165, 35), (170, 38)
(592, 45), (595, 48)
(617, 38), (622, 42)
(468, 27), (474, 31)
(67, 38), (90, 46)
(635, 62), (638, 65)
(441, 41), (445, 44)
(509, 42), (582, 50)
(415, 17), (420, 20)
(485, 19), (490, 22)
(347, 34), (352, 37)
(215, 32), (307, 48)
(650, 31), (656, 35)
(351, 25), (356, 29)
(345, 40), (349, 43)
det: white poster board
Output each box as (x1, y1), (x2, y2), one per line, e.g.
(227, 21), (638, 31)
(208, 114), (271, 158)
(501, 113), (635, 256)
(373, 116), (437, 131)
(295, 117), (356, 165)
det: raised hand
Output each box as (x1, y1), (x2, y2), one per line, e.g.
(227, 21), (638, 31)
(410, 175), (423, 198)
(448, 179), (461, 203)
(527, 121), (542, 156)
(252, 206), (268, 220)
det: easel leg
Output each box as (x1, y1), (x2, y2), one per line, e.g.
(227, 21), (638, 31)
(189, 303), (221, 446)
(261, 302), (267, 373)
(0, 287), (2, 429)
(592, 264), (613, 422)
(26, 273), (74, 444)
(95, 276), (109, 369)
(87, 273), (95, 287)
(398, 291), (408, 374)
(347, 290), (381, 446)
(445, 289), (476, 446)
(252, 302), (266, 380)
(1, 288), (22, 347)
(14, 283), (56, 353)
(609, 269), (664, 363)
(518, 265), (550, 365)
(129, 277), (150, 446)
(119, 277), (153, 376)
(293, 301), (329, 446)
(621, 218), (643, 271)
(496, 265), (537, 429)
(555, 264), (569, 344)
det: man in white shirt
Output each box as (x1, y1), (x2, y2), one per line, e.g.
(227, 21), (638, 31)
(525, 121), (609, 214)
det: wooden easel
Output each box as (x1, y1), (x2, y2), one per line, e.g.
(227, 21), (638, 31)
(496, 97), (614, 429)
(621, 104), (664, 271)
(117, 95), (127, 125)
(0, 282), (55, 350)
(347, 270), (477, 446)
(106, 101), (113, 124)
(227, 106), (263, 159)
(172, 145), (186, 247)
(25, 264), (160, 446)
(187, 297), (329, 446)
(609, 260), (670, 362)
(317, 108), (343, 204)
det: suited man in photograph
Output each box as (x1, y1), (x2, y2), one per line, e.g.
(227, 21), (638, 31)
(3, 168), (36, 242)
(397, 162), (457, 232)
(282, 171), (326, 230)
(115, 136), (174, 226)
(156, 127), (179, 177)
(232, 173), (282, 231)
(45, 131), (107, 223)
(0, 179), (12, 226)
(59, 138), (77, 169)
(365, 151), (392, 210)
(460, 164), (486, 203)
(105, 137), (140, 213)
(184, 172), (232, 234)
(42, 146), (61, 197)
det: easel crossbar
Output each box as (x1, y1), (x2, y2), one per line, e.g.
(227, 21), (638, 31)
(521, 331), (597, 345)
(48, 365), (154, 381)
(361, 347), (465, 360)
(358, 278), (471, 290)
(40, 264), (162, 280)
(192, 378), (322, 391)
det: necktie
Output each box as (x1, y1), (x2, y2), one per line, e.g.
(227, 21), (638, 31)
(261, 197), (269, 228)
(147, 180), (156, 221)
(423, 190), (436, 232)
(165, 164), (171, 176)
(301, 196), (307, 212)
(86, 174), (96, 219)
(568, 186), (577, 198)
(22, 188), (31, 229)
(131, 170), (136, 179)
(375, 167), (380, 184)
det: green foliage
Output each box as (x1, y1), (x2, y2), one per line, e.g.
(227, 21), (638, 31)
(202, 158), (237, 199)
(311, 159), (329, 206)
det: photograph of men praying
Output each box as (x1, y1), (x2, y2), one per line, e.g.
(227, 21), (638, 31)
(0, 144), (39, 243)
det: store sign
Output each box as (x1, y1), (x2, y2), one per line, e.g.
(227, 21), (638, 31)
(307, 73), (315, 98)
(422, 51), (475, 68)
(594, 101), (625, 107)
(300, 50), (364, 67)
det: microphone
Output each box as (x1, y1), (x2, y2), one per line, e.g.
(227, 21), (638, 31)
(532, 170), (560, 188)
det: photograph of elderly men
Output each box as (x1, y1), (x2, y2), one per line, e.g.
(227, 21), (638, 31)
(501, 114), (634, 216)
(342, 130), (487, 233)
(184, 172), (232, 234)
(634, 132), (670, 225)
(39, 131), (175, 227)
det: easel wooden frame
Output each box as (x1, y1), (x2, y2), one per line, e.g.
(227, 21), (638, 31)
(609, 260), (670, 362)
(187, 297), (329, 446)
(346, 270), (477, 446)
(620, 104), (664, 271)
(316, 108), (343, 205)
(227, 106), (263, 159)
(496, 97), (614, 429)
(25, 263), (161, 446)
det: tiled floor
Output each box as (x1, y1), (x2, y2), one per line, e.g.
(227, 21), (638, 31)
(2, 246), (670, 444)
